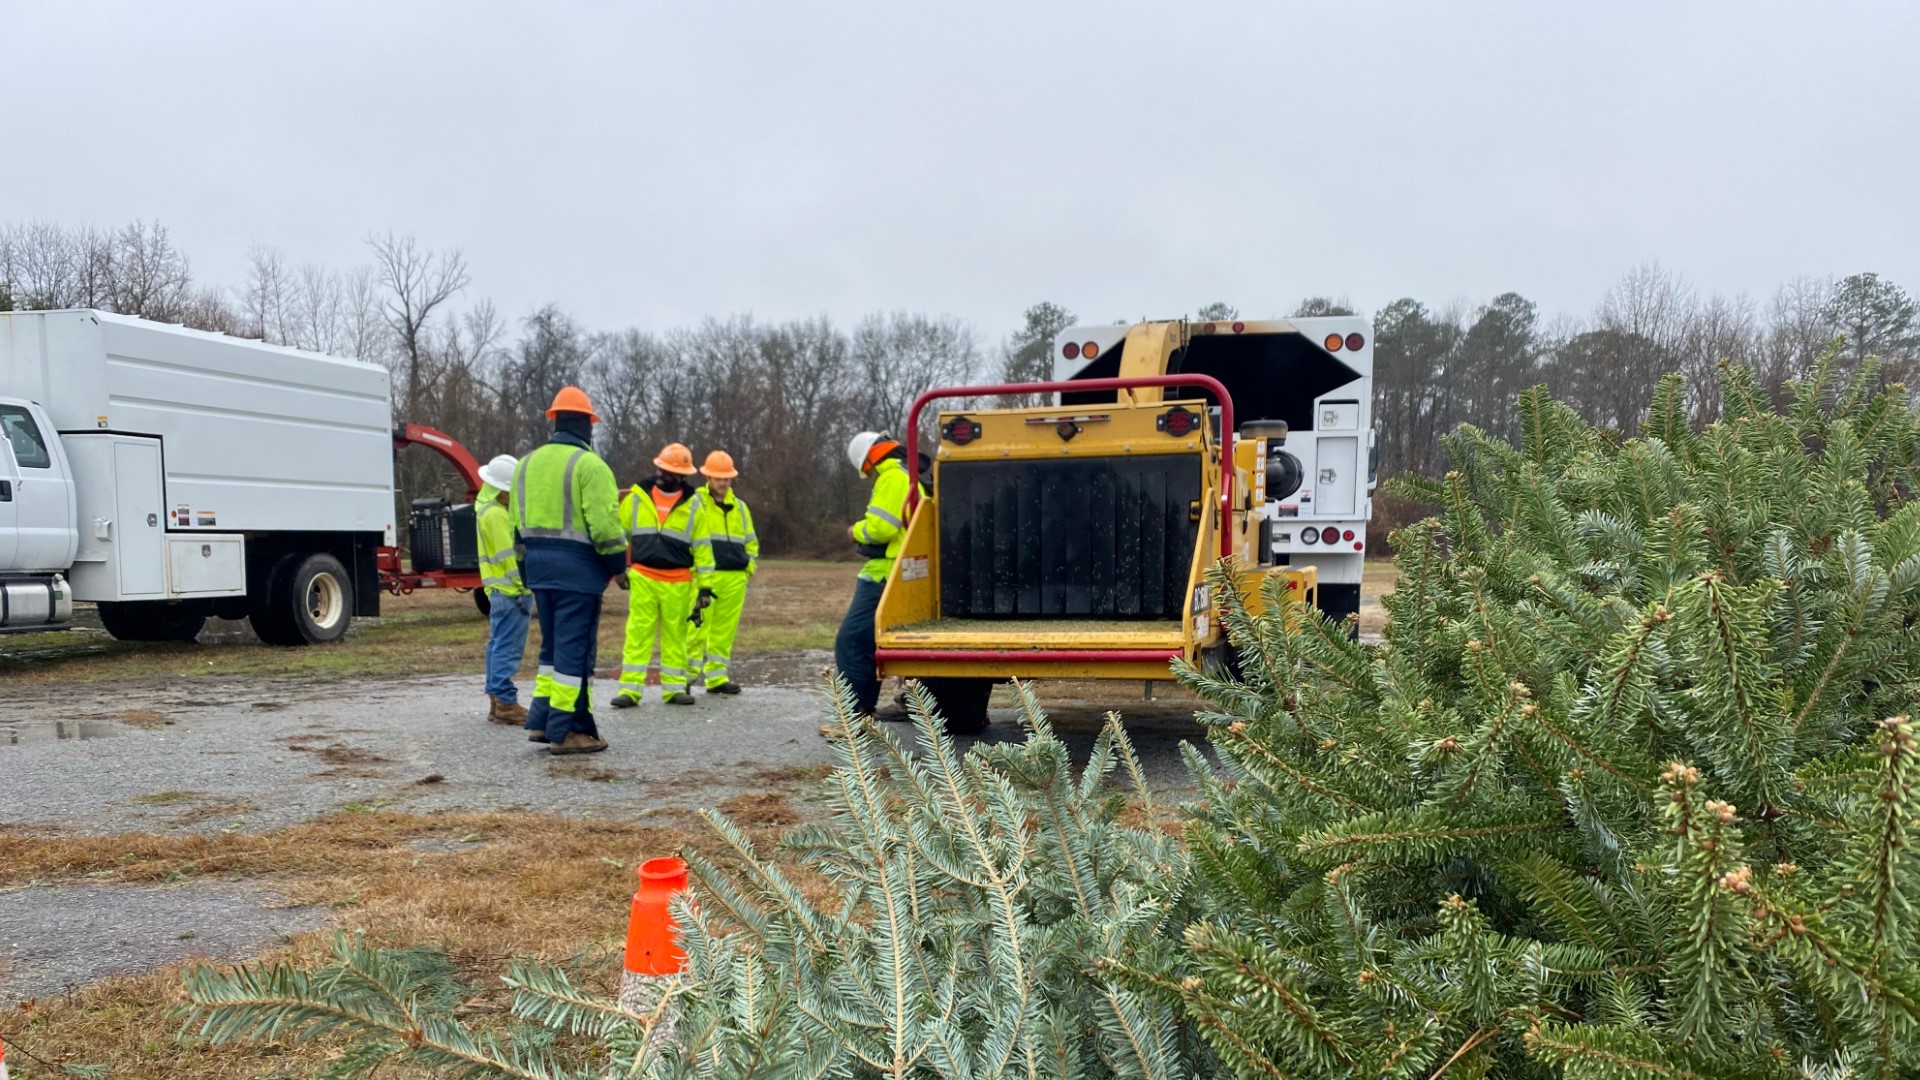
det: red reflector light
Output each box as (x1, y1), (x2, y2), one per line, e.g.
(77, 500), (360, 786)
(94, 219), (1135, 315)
(1082, 341), (1099, 360)
(1160, 407), (1197, 437)
(1321, 526), (1340, 545)
(1062, 341), (1080, 360)
(1345, 332), (1365, 352)
(944, 417), (981, 445)
(1324, 333), (1343, 351)
(1202, 322), (1217, 334)
(1354, 541), (1364, 551)
(1232, 321), (1245, 333)
(1342, 530), (1355, 541)
(1287, 579), (1299, 589)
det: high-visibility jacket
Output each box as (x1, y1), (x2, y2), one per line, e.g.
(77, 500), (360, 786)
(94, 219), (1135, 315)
(694, 491), (758, 575)
(474, 484), (529, 598)
(851, 456), (922, 582)
(619, 481), (715, 583)
(509, 434), (628, 593)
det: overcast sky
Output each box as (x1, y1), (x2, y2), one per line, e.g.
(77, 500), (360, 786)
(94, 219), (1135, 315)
(6, 1), (1917, 339)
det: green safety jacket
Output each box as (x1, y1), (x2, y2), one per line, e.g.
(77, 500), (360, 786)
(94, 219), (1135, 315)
(509, 434), (628, 593)
(851, 456), (921, 583)
(619, 481), (716, 579)
(474, 484), (529, 598)
(694, 491), (758, 575)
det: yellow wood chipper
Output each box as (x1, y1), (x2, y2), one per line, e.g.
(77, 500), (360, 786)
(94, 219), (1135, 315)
(871, 315), (1376, 731)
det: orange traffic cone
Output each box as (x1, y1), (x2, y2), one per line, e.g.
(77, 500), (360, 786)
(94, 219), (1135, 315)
(624, 857), (688, 976)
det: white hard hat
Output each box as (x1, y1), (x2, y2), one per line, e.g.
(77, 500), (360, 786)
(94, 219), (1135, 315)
(847, 431), (882, 473)
(478, 454), (517, 492)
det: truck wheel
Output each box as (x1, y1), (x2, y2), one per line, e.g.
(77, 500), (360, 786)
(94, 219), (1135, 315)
(252, 553), (354, 646)
(472, 589), (492, 617)
(918, 677), (992, 735)
(97, 602), (207, 643)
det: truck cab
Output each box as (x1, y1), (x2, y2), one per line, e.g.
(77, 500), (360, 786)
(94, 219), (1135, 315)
(0, 398), (78, 631)
(870, 315), (1373, 731)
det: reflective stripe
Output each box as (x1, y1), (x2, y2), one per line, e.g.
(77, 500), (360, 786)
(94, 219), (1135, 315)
(551, 672), (584, 689)
(658, 666), (685, 677)
(559, 449), (585, 535)
(692, 538), (713, 547)
(481, 575), (521, 589)
(514, 457), (530, 531)
(519, 525), (591, 541)
(622, 664), (651, 676)
(744, 532), (758, 543)
(866, 505), (903, 527)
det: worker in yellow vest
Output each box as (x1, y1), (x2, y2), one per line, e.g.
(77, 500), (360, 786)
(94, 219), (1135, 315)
(611, 443), (714, 707)
(689, 450), (756, 694)
(476, 453), (533, 725)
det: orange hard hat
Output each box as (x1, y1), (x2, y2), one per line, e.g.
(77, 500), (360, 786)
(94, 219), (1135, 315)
(545, 386), (600, 422)
(700, 450), (738, 478)
(654, 442), (697, 475)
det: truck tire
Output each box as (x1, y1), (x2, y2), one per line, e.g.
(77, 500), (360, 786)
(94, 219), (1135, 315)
(97, 601), (207, 643)
(918, 677), (992, 735)
(251, 553), (354, 646)
(472, 589), (491, 617)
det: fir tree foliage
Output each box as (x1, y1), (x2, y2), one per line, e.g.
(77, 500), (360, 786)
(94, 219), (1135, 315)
(181, 681), (1207, 1078)
(1153, 356), (1920, 1078)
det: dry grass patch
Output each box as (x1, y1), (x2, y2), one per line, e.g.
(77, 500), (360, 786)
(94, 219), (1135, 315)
(717, 791), (801, 827)
(111, 709), (174, 728)
(0, 807), (828, 1075)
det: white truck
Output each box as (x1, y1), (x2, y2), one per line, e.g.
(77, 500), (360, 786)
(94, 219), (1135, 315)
(0, 309), (397, 644)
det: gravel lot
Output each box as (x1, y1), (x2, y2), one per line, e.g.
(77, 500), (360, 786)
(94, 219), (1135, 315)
(0, 652), (1213, 838)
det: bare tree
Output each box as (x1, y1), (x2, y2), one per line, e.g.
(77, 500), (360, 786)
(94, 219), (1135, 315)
(110, 220), (193, 320)
(240, 245), (298, 344)
(852, 310), (979, 439)
(368, 232), (469, 417)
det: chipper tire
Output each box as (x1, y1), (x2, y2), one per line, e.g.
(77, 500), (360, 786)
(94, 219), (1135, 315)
(917, 677), (993, 736)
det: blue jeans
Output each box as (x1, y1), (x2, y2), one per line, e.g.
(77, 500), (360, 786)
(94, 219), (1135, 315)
(833, 577), (886, 714)
(485, 592), (533, 703)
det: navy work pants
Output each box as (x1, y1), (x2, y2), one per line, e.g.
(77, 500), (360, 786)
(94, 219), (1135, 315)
(525, 588), (604, 745)
(833, 577), (886, 715)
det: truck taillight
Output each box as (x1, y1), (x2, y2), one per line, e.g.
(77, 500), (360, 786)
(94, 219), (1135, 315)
(1345, 332), (1365, 351)
(1158, 406), (1198, 437)
(1324, 333), (1343, 351)
(1063, 341), (1080, 360)
(1321, 527), (1340, 545)
(1081, 341), (1099, 360)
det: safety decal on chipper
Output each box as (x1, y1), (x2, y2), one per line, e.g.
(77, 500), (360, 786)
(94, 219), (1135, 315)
(900, 555), (929, 581)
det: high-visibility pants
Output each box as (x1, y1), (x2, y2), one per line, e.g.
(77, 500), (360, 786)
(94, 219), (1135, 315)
(525, 587), (602, 744)
(689, 570), (748, 688)
(620, 570), (695, 698)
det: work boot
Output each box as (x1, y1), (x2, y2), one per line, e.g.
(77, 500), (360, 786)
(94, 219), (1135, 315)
(610, 692), (640, 709)
(665, 692), (696, 706)
(488, 696), (528, 725)
(528, 730), (550, 744)
(708, 681), (742, 696)
(872, 704), (912, 723)
(548, 732), (609, 756)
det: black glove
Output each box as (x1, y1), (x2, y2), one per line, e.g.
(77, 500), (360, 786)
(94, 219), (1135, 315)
(697, 587), (716, 609)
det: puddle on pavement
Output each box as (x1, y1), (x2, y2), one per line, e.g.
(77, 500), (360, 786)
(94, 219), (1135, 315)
(0, 718), (126, 747)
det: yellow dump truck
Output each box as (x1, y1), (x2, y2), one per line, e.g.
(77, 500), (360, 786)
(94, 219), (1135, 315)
(873, 314), (1376, 731)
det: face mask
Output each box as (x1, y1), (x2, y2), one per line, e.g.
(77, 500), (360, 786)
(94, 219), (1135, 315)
(658, 474), (683, 492)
